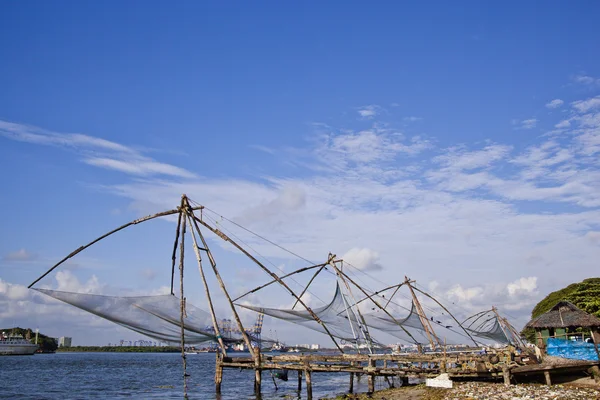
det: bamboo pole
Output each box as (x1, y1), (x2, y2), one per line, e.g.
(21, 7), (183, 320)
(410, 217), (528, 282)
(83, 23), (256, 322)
(178, 214), (188, 397)
(28, 207), (201, 288)
(170, 210), (183, 295)
(186, 205), (263, 396)
(215, 352), (223, 393)
(351, 283), (405, 308)
(185, 206), (256, 358)
(232, 264), (324, 303)
(331, 257), (374, 352)
(305, 368), (313, 399)
(412, 284), (479, 347)
(405, 277), (440, 350)
(192, 214), (344, 353)
(292, 263), (328, 309)
(186, 214), (228, 356)
(333, 268), (420, 345)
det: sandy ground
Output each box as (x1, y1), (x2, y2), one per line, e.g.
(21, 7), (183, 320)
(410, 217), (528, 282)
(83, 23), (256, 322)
(327, 380), (600, 400)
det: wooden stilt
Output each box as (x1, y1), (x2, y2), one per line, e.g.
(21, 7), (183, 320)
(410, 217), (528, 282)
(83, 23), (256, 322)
(502, 365), (511, 386)
(305, 369), (313, 399)
(368, 358), (376, 394)
(178, 215), (188, 397)
(254, 367), (262, 395)
(215, 352), (223, 393)
(544, 370), (552, 386)
(297, 370), (302, 392)
(589, 365), (600, 383)
(349, 371), (354, 393)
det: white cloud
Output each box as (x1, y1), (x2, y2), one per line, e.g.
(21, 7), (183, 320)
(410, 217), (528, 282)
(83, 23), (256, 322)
(545, 99), (564, 109)
(403, 116), (423, 122)
(573, 74), (600, 86)
(2, 249), (36, 262)
(342, 248), (383, 271)
(506, 277), (538, 296)
(572, 96), (600, 113)
(520, 118), (538, 129)
(3, 92), (600, 342)
(357, 105), (381, 119)
(555, 119), (571, 129)
(0, 120), (195, 179)
(433, 144), (511, 171)
(0, 279), (30, 300)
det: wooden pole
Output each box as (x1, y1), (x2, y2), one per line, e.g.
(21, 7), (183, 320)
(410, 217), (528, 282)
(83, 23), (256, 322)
(305, 369), (313, 400)
(215, 352), (223, 393)
(334, 268), (419, 344)
(232, 264), (324, 302)
(178, 214), (188, 397)
(297, 370), (302, 392)
(544, 370), (552, 386)
(349, 370), (354, 393)
(405, 277), (440, 350)
(502, 364), (511, 386)
(367, 358), (376, 394)
(412, 284), (479, 347)
(170, 210), (183, 295)
(331, 256), (374, 352)
(186, 213), (228, 356)
(292, 264), (326, 309)
(192, 214), (344, 353)
(28, 207), (200, 288)
(186, 207), (262, 397)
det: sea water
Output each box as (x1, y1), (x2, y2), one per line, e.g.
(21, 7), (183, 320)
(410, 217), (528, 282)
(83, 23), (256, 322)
(0, 352), (387, 399)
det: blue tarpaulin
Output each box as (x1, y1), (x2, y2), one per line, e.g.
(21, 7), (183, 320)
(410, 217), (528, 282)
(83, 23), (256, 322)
(546, 338), (598, 361)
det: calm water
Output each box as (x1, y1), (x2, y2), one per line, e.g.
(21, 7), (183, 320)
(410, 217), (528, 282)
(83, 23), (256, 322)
(0, 352), (382, 399)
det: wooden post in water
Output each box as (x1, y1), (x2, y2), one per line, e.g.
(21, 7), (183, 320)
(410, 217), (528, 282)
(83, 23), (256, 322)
(297, 370), (302, 392)
(305, 369), (313, 399)
(349, 368), (354, 393)
(254, 361), (262, 396)
(215, 352), (223, 393)
(367, 358), (376, 394)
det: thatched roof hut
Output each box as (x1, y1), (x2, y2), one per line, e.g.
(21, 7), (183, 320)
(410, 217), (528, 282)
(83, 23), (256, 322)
(526, 301), (600, 329)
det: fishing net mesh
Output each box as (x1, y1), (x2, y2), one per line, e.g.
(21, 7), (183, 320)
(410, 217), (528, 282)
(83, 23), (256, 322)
(35, 289), (260, 345)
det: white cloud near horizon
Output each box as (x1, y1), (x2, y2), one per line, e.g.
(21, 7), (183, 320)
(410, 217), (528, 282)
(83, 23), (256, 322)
(2, 92), (600, 340)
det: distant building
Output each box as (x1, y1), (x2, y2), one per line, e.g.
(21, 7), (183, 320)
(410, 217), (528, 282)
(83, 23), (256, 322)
(58, 336), (72, 348)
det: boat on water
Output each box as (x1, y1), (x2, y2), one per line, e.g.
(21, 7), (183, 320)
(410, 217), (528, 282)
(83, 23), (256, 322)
(270, 341), (288, 352)
(0, 332), (38, 356)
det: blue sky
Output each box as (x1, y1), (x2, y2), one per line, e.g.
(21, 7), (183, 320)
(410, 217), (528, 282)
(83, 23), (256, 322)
(1, 1), (600, 346)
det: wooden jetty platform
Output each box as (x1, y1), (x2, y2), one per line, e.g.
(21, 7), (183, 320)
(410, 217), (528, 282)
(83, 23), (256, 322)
(216, 351), (599, 398)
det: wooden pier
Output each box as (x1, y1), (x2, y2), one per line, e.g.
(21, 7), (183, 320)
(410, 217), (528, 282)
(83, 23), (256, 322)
(214, 350), (599, 398)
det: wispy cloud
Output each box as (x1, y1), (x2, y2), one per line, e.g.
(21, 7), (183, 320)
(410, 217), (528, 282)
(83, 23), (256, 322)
(0, 120), (196, 179)
(2, 249), (37, 262)
(356, 105), (381, 119)
(403, 116), (423, 122)
(545, 99), (564, 109)
(572, 74), (600, 86)
(518, 118), (538, 129)
(572, 96), (600, 113)
(3, 90), (600, 335)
